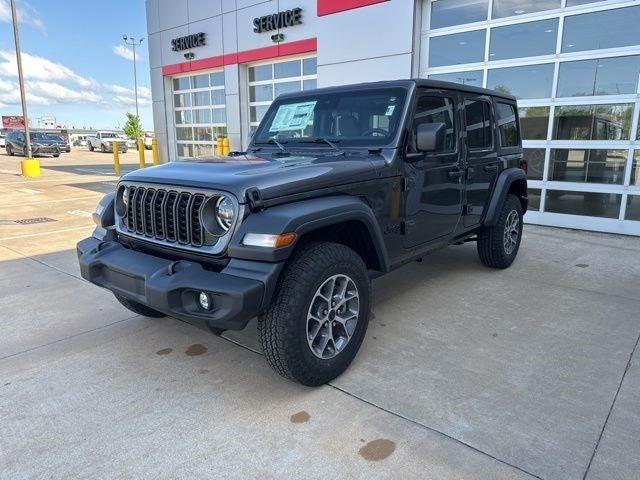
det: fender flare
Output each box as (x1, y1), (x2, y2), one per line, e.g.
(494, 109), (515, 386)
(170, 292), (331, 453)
(483, 168), (528, 227)
(228, 195), (389, 271)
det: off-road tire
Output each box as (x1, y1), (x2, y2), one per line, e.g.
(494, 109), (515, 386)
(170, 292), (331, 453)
(477, 194), (523, 269)
(114, 293), (166, 318)
(258, 242), (371, 386)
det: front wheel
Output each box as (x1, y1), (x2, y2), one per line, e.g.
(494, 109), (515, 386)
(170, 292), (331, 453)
(258, 242), (371, 386)
(101, 144), (106, 153)
(88, 143), (94, 152)
(6, 145), (13, 156)
(477, 194), (523, 269)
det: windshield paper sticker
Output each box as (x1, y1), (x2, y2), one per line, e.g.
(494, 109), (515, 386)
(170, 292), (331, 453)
(269, 101), (317, 132)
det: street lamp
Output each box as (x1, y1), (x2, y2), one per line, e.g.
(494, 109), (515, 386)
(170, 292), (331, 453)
(121, 34), (144, 119)
(10, 0), (32, 159)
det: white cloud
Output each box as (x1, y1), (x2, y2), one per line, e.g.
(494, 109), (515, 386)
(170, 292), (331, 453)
(113, 45), (135, 61)
(0, 49), (92, 87)
(0, 0), (45, 30)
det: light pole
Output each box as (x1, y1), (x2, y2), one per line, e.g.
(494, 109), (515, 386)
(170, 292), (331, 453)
(10, 0), (32, 158)
(121, 35), (144, 119)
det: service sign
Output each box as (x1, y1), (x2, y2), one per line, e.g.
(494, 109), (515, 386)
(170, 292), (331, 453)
(254, 8), (302, 33)
(2, 116), (25, 128)
(171, 32), (206, 52)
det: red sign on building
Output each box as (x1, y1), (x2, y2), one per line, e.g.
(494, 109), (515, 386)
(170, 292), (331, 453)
(2, 116), (25, 128)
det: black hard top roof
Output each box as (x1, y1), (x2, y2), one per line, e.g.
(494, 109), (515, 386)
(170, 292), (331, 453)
(278, 78), (516, 102)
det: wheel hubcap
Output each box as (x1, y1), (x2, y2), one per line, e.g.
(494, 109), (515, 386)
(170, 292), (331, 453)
(503, 210), (520, 255)
(306, 274), (359, 359)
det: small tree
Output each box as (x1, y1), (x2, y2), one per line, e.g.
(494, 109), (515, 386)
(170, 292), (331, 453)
(122, 113), (143, 140)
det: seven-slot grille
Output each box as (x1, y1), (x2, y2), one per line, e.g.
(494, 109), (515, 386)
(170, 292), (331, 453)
(123, 186), (207, 247)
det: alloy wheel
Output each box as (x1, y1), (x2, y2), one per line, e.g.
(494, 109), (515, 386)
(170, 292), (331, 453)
(503, 209), (520, 255)
(306, 274), (359, 359)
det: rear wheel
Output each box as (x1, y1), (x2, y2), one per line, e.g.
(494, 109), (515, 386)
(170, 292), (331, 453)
(258, 242), (371, 386)
(477, 194), (523, 269)
(114, 293), (166, 318)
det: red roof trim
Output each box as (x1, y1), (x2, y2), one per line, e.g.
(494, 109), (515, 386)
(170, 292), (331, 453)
(317, 0), (389, 16)
(161, 38), (317, 76)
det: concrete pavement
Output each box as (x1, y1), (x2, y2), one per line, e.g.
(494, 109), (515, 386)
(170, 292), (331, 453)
(1, 150), (639, 479)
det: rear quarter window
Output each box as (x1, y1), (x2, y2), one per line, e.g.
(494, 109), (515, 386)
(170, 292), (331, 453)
(496, 102), (520, 148)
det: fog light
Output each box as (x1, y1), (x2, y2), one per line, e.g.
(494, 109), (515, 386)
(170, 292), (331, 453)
(198, 292), (211, 310)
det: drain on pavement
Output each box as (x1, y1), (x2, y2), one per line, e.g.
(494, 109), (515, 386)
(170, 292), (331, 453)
(14, 217), (57, 225)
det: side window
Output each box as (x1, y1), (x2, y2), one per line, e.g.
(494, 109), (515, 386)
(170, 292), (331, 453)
(412, 95), (456, 153)
(496, 102), (519, 148)
(465, 99), (492, 150)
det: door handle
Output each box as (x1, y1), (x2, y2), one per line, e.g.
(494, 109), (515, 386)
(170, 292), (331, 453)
(483, 164), (498, 173)
(448, 168), (464, 179)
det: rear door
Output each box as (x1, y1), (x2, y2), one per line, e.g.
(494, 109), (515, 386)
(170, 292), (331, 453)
(462, 96), (498, 227)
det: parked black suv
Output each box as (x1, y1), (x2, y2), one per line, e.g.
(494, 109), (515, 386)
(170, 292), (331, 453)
(78, 80), (527, 386)
(5, 131), (61, 157)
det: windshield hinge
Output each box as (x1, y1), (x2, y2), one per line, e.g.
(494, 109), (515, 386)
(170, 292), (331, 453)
(246, 187), (264, 212)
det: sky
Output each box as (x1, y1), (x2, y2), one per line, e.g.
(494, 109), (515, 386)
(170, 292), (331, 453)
(0, 0), (153, 130)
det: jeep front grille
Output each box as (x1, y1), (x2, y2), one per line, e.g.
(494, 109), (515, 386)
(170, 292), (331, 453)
(124, 186), (208, 247)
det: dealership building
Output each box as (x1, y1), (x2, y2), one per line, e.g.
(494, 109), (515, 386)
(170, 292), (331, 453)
(145, 0), (640, 236)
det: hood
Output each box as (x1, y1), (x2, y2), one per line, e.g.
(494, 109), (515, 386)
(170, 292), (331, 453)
(121, 152), (385, 202)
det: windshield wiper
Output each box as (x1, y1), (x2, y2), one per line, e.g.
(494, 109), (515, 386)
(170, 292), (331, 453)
(258, 138), (291, 155)
(300, 137), (345, 155)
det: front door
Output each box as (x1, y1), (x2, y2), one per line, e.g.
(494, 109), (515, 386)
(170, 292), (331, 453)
(462, 96), (499, 227)
(403, 90), (463, 248)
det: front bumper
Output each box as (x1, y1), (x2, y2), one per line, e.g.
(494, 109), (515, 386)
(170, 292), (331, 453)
(33, 145), (60, 155)
(77, 236), (282, 331)
(103, 144), (127, 152)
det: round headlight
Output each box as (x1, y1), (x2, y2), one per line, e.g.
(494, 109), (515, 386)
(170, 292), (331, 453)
(215, 196), (235, 231)
(116, 185), (128, 217)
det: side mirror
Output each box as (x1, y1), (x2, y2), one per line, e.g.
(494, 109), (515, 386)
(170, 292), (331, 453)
(416, 122), (446, 152)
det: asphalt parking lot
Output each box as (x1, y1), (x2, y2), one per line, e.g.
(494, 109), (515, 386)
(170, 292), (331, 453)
(1, 149), (639, 480)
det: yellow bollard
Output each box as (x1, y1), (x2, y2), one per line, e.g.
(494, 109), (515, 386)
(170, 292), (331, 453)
(214, 137), (219, 156)
(21, 158), (41, 178)
(137, 138), (146, 168)
(151, 138), (160, 165)
(113, 141), (121, 175)
(222, 137), (230, 156)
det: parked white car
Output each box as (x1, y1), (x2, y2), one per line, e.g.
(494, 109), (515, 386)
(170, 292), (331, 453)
(0, 134), (5, 148)
(143, 132), (155, 150)
(87, 132), (128, 153)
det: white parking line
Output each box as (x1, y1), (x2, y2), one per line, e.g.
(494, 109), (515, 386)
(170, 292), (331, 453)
(0, 196), (98, 209)
(0, 225), (93, 241)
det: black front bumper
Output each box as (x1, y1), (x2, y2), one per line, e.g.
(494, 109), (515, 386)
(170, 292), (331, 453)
(77, 237), (282, 332)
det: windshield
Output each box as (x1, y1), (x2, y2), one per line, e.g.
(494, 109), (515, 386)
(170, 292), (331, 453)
(252, 87), (407, 148)
(31, 132), (49, 140)
(101, 132), (118, 138)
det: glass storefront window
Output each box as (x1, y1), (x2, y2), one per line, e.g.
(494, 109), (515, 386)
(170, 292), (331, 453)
(631, 152), (640, 186)
(552, 104), (633, 140)
(562, 6), (640, 53)
(487, 64), (554, 99)
(524, 149), (546, 180)
(428, 30), (485, 67)
(274, 60), (301, 79)
(429, 70), (483, 87)
(549, 149), (627, 184)
(489, 19), (558, 61)
(172, 69), (227, 158)
(492, 0), (560, 19)
(626, 196), (640, 221)
(528, 188), (541, 211)
(430, 0), (488, 29)
(248, 57), (318, 130)
(557, 56), (640, 97)
(519, 107), (549, 140)
(545, 190), (622, 218)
